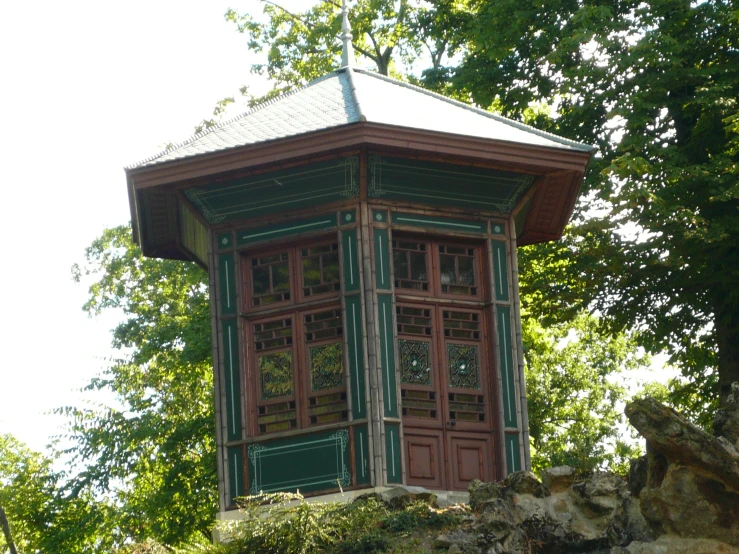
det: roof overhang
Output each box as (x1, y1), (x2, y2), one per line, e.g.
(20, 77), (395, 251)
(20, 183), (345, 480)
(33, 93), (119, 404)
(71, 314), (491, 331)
(126, 121), (593, 260)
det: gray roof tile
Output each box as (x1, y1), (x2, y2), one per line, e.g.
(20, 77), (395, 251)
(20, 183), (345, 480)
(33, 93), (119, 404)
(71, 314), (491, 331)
(128, 69), (593, 170)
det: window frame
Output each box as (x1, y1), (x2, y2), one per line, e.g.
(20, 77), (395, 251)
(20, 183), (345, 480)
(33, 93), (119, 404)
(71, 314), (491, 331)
(241, 235), (349, 437)
(391, 234), (487, 302)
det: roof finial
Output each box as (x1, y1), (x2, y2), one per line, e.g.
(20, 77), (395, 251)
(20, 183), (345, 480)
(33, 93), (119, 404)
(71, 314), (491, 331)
(340, 0), (355, 68)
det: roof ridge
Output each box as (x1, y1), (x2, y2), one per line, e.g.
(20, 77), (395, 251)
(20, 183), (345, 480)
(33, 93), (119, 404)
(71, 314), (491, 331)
(125, 72), (342, 170)
(342, 67), (367, 122)
(352, 69), (595, 153)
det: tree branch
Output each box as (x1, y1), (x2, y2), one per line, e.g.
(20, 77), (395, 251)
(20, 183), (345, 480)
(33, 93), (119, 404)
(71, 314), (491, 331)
(261, 0), (313, 29)
(261, 0), (380, 66)
(0, 505), (19, 554)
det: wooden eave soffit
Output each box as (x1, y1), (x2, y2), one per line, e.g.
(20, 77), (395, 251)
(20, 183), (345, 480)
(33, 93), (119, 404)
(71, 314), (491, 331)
(126, 122), (592, 256)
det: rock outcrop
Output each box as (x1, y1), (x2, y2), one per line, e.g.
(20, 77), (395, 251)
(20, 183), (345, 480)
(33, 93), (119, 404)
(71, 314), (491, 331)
(626, 395), (739, 548)
(433, 383), (739, 553)
(462, 470), (651, 553)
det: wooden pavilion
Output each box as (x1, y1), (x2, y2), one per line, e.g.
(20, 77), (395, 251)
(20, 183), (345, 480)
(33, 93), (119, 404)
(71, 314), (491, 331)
(125, 8), (594, 517)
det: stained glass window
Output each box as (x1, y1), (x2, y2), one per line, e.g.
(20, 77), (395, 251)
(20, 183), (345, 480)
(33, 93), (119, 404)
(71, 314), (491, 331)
(439, 245), (477, 295)
(250, 252), (290, 306)
(399, 339), (432, 386)
(259, 351), (293, 399)
(301, 244), (340, 297)
(447, 344), (480, 389)
(392, 241), (429, 291)
(309, 342), (344, 391)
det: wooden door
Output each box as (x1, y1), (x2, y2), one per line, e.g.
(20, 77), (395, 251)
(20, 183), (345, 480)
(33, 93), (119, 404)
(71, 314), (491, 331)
(398, 303), (495, 490)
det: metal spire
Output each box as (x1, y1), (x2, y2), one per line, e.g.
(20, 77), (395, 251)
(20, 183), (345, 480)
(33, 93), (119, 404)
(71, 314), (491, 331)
(340, 0), (355, 68)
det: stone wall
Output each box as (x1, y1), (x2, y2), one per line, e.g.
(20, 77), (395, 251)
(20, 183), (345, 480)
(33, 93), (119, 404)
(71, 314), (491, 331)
(434, 383), (739, 553)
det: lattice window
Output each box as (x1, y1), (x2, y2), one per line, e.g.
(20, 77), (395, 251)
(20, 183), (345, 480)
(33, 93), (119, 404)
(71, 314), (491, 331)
(308, 392), (348, 425)
(447, 344), (480, 390)
(401, 389), (437, 419)
(392, 240), (429, 291)
(439, 245), (477, 295)
(301, 244), (341, 297)
(254, 319), (293, 351)
(246, 238), (349, 438)
(399, 339), (432, 386)
(448, 393), (485, 423)
(304, 309), (343, 342)
(304, 307), (347, 425)
(257, 400), (297, 433)
(250, 252), (291, 306)
(397, 306), (432, 336)
(443, 311), (481, 340)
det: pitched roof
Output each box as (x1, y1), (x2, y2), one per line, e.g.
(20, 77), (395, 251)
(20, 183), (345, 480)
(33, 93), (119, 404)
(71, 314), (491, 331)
(128, 68), (594, 170)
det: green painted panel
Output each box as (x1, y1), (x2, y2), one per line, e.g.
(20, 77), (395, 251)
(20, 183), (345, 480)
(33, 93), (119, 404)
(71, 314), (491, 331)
(378, 294), (398, 418)
(346, 295), (366, 420)
(392, 212), (487, 234)
(342, 229), (360, 293)
(385, 424), (402, 484)
(491, 222), (505, 236)
(218, 253), (236, 315)
(496, 307), (518, 429)
(372, 209), (388, 224)
(373, 228), (391, 290)
(217, 232), (233, 250)
(222, 319), (243, 441)
(236, 214), (337, 247)
(247, 430), (351, 494)
(340, 210), (356, 225)
(370, 156), (535, 213)
(227, 446), (244, 505)
(505, 433), (521, 474)
(184, 156), (359, 224)
(354, 425), (371, 486)
(492, 241), (509, 301)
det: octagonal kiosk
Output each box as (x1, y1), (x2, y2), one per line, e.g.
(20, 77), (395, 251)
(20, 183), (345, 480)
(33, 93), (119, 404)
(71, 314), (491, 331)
(126, 53), (593, 517)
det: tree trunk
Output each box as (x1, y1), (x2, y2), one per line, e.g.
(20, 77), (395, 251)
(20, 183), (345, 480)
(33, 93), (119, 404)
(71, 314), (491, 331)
(715, 297), (739, 405)
(0, 505), (19, 554)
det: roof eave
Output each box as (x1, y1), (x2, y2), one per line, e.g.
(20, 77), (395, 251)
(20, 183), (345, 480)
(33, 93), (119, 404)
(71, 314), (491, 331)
(126, 121), (593, 190)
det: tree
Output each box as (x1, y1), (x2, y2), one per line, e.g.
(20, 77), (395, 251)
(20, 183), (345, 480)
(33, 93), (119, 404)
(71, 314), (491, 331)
(224, 0), (464, 89)
(66, 225), (216, 546)
(523, 315), (646, 473)
(0, 434), (116, 553)
(447, 0), (739, 413)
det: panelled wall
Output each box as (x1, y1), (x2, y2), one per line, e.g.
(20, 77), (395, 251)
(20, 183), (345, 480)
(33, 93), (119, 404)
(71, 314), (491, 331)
(202, 154), (532, 510)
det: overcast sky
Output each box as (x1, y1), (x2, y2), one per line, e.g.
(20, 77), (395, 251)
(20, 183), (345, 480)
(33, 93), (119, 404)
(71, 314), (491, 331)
(0, 0), (319, 452)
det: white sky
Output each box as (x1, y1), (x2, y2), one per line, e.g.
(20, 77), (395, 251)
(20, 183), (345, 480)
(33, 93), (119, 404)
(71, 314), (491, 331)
(0, 0), (316, 453)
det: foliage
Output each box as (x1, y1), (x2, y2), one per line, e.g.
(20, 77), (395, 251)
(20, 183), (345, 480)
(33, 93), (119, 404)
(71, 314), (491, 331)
(207, 492), (386, 554)
(0, 434), (117, 553)
(66, 225), (216, 546)
(523, 314), (646, 474)
(448, 0), (739, 410)
(224, 0), (464, 90)
(175, 492), (462, 554)
(380, 502), (460, 533)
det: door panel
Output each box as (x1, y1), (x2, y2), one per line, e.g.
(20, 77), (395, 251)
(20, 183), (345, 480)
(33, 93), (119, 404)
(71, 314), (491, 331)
(441, 308), (491, 432)
(404, 430), (445, 489)
(394, 237), (498, 491)
(397, 305), (442, 429)
(447, 434), (494, 490)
